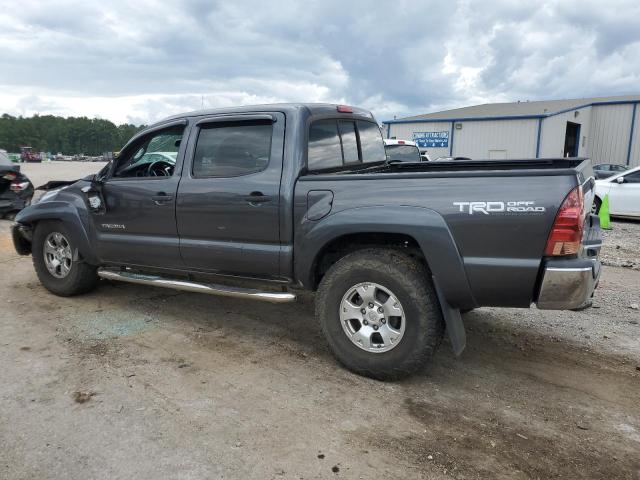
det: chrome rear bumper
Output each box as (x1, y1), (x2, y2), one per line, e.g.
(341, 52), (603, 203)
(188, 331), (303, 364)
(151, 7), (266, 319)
(536, 259), (600, 310)
(537, 212), (602, 310)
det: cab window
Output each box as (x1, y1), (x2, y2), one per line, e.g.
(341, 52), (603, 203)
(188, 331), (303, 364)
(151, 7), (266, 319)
(308, 120), (342, 170)
(113, 126), (183, 178)
(307, 119), (385, 170)
(338, 121), (359, 164)
(192, 121), (273, 178)
(358, 121), (386, 163)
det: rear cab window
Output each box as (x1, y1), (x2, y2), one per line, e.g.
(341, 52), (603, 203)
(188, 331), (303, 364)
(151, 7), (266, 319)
(307, 119), (385, 171)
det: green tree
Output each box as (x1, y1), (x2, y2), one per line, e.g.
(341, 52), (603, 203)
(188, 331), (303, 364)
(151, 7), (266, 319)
(0, 114), (145, 156)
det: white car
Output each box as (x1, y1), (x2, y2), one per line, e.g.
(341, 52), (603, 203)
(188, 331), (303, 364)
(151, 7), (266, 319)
(594, 165), (640, 218)
(383, 139), (423, 162)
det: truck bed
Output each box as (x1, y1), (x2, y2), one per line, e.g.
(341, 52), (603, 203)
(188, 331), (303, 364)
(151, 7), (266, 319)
(295, 158), (595, 308)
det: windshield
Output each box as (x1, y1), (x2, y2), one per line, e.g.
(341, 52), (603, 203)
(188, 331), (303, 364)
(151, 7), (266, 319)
(385, 144), (421, 162)
(136, 152), (177, 165)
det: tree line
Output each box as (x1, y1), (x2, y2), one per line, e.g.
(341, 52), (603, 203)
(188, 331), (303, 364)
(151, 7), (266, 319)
(0, 114), (145, 156)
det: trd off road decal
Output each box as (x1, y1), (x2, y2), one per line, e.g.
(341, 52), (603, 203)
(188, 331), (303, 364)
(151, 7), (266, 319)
(453, 201), (546, 215)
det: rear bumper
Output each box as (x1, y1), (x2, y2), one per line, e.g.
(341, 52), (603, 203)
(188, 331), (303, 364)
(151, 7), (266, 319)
(0, 194), (32, 213)
(536, 213), (601, 310)
(536, 258), (600, 310)
(0, 199), (27, 212)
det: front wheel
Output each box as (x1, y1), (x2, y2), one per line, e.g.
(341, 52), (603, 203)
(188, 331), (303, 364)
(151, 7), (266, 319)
(32, 221), (99, 296)
(316, 249), (444, 380)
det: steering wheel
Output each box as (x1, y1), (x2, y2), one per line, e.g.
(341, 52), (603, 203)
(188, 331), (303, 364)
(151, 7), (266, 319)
(146, 160), (173, 177)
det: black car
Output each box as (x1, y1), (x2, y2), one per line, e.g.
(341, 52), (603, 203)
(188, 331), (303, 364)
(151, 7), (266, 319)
(593, 163), (628, 179)
(0, 150), (34, 219)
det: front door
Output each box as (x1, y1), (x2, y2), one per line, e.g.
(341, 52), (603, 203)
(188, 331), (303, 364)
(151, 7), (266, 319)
(93, 123), (188, 268)
(176, 113), (284, 279)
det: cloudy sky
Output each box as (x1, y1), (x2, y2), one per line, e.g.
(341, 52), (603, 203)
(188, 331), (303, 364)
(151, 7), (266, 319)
(1, 0), (639, 125)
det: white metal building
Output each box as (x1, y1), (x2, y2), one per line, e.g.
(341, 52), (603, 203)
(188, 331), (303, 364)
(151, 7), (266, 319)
(383, 95), (640, 167)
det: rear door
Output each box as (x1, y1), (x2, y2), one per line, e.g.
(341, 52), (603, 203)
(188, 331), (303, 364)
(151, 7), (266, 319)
(176, 113), (285, 278)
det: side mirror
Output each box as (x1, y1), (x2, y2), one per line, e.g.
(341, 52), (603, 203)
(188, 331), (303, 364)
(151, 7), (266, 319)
(616, 176), (625, 184)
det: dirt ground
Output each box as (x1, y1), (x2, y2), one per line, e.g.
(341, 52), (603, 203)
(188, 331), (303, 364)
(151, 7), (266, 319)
(1, 162), (639, 480)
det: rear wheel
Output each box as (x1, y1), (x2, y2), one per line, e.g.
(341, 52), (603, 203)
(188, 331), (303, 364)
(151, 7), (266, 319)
(32, 221), (99, 296)
(316, 248), (444, 380)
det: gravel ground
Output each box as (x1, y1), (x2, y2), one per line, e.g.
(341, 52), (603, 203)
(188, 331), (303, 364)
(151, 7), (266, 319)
(601, 220), (640, 270)
(0, 162), (638, 480)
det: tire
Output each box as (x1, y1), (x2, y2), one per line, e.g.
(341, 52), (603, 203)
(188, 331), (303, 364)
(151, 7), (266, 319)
(32, 221), (99, 296)
(591, 196), (602, 215)
(316, 248), (444, 380)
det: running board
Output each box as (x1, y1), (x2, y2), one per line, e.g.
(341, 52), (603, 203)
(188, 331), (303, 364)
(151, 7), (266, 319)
(97, 269), (296, 304)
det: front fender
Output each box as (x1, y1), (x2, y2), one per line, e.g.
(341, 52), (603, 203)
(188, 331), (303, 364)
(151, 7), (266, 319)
(15, 200), (99, 265)
(295, 205), (476, 309)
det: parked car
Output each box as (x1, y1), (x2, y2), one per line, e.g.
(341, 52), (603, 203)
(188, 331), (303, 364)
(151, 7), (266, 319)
(594, 165), (640, 218)
(383, 139), (422, 162)
(19, 146), (41, 163)
(12, 103), (601, 380)
(1, 149), (34, 219)
(593, 163), (628, 179)
(433, 156), (473, 162)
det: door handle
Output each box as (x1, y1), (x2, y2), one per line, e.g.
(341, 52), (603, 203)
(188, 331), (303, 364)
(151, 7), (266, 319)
(151, 194), (174, 205)
(244, 192), (272, 204)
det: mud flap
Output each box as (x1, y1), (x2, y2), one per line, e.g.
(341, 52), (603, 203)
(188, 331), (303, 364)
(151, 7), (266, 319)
(432, 275), (466, 356)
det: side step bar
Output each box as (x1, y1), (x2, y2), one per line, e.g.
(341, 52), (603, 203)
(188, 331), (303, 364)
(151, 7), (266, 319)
(97, 269), (296, 304)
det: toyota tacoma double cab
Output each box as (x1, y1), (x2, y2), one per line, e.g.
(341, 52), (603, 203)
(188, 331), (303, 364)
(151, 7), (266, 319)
(12, 103), (602, 380)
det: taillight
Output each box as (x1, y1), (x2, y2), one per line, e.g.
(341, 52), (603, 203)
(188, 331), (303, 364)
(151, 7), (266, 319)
(544, 186), (585, 256)
(10, 181), (30, 192)
(337, 105), (353, 113)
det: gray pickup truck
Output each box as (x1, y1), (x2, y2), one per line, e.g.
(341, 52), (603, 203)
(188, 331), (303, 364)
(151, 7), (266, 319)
(12, 103), (602, 379)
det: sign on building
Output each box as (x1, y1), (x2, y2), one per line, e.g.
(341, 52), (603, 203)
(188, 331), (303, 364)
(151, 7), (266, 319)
(412, 131), (449, 148)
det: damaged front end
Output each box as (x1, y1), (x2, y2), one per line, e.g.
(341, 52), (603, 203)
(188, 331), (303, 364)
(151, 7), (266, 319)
(10, 178), (82, 257)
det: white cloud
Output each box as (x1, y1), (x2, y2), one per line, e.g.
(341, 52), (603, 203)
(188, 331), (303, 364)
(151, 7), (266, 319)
(1, 0), (639, 125)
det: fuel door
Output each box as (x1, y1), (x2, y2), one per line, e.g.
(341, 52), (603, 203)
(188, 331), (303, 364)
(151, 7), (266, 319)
(306, 190), (334, 221)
